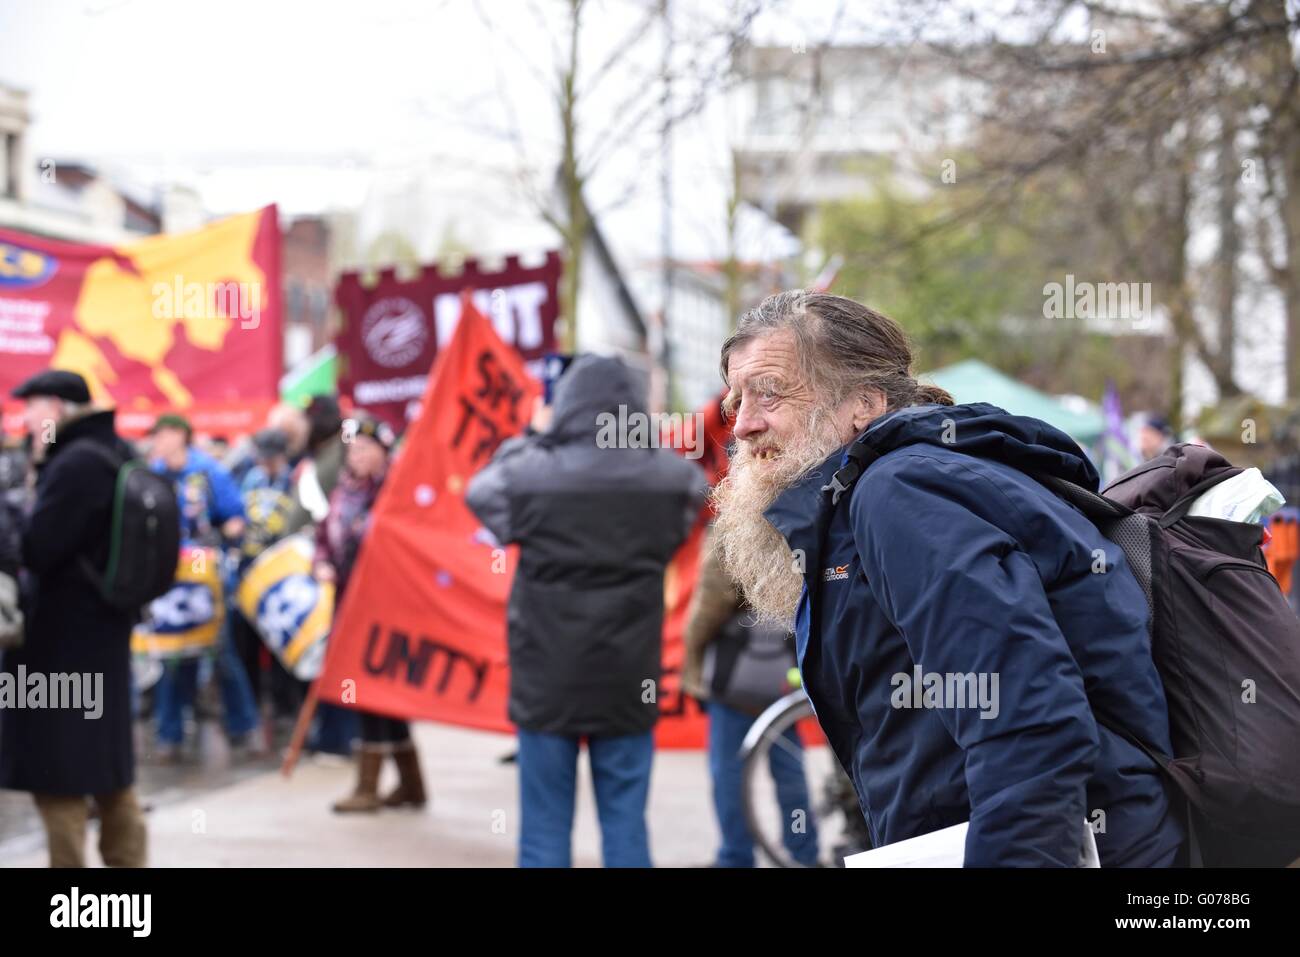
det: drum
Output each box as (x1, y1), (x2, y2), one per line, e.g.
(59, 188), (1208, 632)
(131, 544), (225, 659)
(236, 534), (333, 680)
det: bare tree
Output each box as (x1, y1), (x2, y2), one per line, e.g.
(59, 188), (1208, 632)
(458, 0), (765, 350)
(918, 0), (1300, 421)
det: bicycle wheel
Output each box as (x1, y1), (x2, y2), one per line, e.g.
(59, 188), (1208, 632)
(739, 690), (870, 867)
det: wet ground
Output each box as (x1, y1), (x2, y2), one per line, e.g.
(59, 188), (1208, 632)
(0, 720), (726, 867)
(0, 716), (296, 860)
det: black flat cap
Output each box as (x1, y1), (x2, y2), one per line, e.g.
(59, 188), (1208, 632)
(11, 369), (91, 403)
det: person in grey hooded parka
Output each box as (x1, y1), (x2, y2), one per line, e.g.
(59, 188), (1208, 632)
(467, 354), (708, 867)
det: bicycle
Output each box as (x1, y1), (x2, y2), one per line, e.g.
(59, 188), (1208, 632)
(739, 687), (873, 867)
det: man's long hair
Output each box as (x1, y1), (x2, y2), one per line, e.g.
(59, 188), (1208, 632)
(711, 291), (953, 626)
(720, 291), (953, 412)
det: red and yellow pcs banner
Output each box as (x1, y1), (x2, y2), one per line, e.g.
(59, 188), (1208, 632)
(318, 292), (732, 748)
(0, 206), (282, 436)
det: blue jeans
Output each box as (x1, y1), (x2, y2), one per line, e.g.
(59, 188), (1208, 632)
(213, 612), (260, 738)
(517, 729), (654, 868)
(155, 614), (260, 746)
(154, 658), (200, 746)
(708, 700), (820, 867)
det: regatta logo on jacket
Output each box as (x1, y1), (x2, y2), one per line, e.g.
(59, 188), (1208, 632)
(890, 665), (1000, 720)
(823, 563), (850, 582)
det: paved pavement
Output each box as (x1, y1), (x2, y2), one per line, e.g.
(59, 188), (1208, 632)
(0, 722), (722, 867)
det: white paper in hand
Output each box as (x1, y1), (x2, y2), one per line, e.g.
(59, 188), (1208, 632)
(844, 820), (1100, 868)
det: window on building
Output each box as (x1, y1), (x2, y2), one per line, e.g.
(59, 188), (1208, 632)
(286, 280), (303, 325)
(311, 287), (329, 329)
(2, 134), (16, 199)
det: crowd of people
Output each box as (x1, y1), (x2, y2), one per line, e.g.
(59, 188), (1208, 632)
(0, 333), (851, 869)
(0, 375), (425, 861)
(1, 290), (1295, 869)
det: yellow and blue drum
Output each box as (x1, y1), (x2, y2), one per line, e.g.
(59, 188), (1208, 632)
(131, 545), (224, 660)
(236, 534), (333, 680)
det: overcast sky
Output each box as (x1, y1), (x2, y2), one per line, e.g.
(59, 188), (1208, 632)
(0, 0), (858, 210)
(0, 0), (1089, 270)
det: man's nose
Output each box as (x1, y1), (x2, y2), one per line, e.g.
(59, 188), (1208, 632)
(732, 399), (766, 442)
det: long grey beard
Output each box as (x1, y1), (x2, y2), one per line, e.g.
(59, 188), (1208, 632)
(710, 407), (848, 628)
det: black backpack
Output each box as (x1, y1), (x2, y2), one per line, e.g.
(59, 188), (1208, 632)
(77, 441), (180, 611)
(1033, 448), (1300, 866)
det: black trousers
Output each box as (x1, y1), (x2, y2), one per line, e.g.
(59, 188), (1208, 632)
(359, 711), (410, 745)
(229, 606), (305, 719)
(228, 606), (263, 699)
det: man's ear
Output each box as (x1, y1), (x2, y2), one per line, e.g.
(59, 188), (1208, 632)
(850, 391), (887, 432)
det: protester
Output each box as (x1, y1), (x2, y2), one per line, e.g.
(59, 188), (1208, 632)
(0, 459), (21, 651)
(1137, 413), (1174, 461)
(218, 398), (356, 753)
(0, 370), (146, 867)
(148, 413), (262, 761)
(232, 428), (298, 712)
(288, 395), (347, 535)
(239, 428), (296, 563)
(203, 434), (232, 463)
(276, 396), (359, 758)
(223, 403), (305, 483)
(270, 401), (313, 461)
(710, 291), (1185, 867)
(314, 414), (427, 812)
(682, 530), (820, 867)
(467, 354), (709, 867)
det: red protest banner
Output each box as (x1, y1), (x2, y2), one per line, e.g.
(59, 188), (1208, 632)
(314, 290), (534, 732)
(0, 207), (282, 435)
(334, 252), (560, 430)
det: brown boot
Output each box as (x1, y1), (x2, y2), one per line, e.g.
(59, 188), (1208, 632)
(381, 740), (427, 809)
(332, 746), (384, 814)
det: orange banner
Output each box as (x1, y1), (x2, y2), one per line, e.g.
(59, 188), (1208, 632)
(316, 293), (732, 747)
(315, 291), (532, 733)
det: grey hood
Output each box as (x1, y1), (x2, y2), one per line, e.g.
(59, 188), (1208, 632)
(546, 353), (646, 443)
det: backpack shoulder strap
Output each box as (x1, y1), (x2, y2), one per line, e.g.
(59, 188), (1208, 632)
(820, 437), (882, 505)
(1030, 471), (1134, 522)
(63, 439), (129, 592)
(1029, 472), (1192, 798)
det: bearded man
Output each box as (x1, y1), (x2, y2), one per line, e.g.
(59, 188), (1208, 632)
(711, 291), (1184, 867)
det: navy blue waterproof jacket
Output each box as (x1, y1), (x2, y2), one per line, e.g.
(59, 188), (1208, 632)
(766, 403), (1185, 866)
